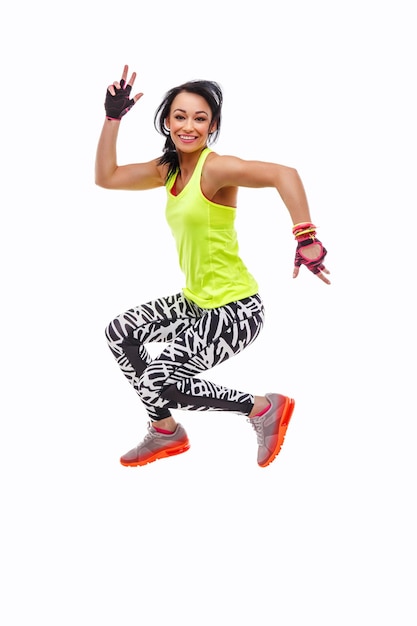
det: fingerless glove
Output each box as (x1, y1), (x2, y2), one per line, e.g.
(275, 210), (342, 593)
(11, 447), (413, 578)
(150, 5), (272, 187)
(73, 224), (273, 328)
(293, 222), (327, 275)
(105, 79), (136, 120)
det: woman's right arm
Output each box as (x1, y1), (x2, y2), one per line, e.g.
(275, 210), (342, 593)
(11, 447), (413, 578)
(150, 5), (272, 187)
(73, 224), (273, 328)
(95, 65), (165, 191)
(95, 118), (164, 190)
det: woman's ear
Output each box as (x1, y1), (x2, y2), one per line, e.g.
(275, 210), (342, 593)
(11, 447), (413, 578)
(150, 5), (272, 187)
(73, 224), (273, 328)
(165, 117), (170, 130)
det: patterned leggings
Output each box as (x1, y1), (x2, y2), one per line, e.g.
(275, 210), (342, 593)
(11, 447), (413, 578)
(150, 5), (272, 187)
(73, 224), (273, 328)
(105, 292), (265, 421)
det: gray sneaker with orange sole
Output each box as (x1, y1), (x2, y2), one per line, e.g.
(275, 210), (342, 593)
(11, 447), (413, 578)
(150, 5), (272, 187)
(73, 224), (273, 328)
(120, 422), (190, 467)
(248, 393), (295, 467)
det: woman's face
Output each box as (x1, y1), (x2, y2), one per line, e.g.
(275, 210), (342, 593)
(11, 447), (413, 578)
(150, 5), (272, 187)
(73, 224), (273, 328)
(166, 91), (215, 154)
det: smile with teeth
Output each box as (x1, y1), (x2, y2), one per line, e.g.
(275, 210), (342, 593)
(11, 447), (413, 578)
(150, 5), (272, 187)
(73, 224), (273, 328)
(179, 135), (196, 141)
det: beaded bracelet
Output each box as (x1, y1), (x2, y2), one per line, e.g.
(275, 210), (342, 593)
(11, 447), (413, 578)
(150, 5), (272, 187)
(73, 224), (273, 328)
(293, 223), (317, 242)
(292, 221), (316, 234)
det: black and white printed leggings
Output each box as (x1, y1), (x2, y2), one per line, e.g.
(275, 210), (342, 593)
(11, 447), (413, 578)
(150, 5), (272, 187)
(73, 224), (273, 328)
(105, 292), (265, 421)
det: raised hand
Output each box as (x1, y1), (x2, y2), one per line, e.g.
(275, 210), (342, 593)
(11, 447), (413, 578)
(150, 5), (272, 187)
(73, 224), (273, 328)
(105, 65), (143, 120)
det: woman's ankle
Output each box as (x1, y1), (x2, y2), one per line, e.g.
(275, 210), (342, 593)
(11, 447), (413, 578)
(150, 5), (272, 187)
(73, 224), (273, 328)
(248, 396), (271, 418)
(152, 416), (177, 433)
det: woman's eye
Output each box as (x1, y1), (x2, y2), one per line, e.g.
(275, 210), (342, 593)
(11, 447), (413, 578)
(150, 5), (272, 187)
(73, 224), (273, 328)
(173, 115), (208, 123)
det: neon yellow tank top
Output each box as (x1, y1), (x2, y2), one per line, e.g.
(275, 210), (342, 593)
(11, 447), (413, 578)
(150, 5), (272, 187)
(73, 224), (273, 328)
(165, 148), (259, 308)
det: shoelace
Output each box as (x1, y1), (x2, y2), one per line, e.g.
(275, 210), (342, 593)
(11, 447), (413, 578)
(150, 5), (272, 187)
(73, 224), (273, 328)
(138, 422), (160, 445)
(247, 416), (265, 445)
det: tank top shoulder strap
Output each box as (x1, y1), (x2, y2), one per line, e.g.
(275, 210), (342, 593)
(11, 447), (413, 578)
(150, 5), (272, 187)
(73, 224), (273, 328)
(192, 147), (212, 179)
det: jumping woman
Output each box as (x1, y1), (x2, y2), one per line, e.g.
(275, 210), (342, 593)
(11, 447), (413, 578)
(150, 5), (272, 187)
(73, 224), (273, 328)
(95, 65), (330, 469)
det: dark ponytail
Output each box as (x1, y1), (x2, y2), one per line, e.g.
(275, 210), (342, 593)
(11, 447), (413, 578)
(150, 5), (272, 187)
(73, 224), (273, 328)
(154, 79), (223, 181)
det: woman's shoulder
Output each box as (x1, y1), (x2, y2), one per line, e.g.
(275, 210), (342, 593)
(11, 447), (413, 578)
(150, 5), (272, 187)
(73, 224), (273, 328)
(204, 150), (241, 170)
(154, 159), (171, 183)
(201, 151), (242, 200)
(203, 151), (246, 181)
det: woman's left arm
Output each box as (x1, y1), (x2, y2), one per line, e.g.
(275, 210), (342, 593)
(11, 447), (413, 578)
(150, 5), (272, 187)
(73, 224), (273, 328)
(209, 155), (311, 224)
(208, 155), (331, 284)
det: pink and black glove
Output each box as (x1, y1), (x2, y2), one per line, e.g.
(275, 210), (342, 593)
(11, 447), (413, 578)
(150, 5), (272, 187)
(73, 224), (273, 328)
(105, 78), (136, 120)
(293, 222), (330, 282)
(294, 238), (327, 274)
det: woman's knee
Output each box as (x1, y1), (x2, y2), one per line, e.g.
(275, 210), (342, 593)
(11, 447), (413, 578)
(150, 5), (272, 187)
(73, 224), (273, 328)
(138, 365), (168, 407)
(105, 318), (118, 347)
(104, 315), (130, 356)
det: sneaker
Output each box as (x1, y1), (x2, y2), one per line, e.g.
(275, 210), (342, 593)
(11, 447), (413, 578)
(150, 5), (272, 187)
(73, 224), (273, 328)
(120, 422), (190, 467)
(248, 393), (295, 467)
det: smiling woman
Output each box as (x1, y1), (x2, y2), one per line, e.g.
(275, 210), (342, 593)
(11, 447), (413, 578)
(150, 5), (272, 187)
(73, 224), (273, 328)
(153, 79), (223, 185)
(95, 64), (331, 470)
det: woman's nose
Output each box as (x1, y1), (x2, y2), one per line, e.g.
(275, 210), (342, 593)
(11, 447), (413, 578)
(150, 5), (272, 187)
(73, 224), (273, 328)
(183, 117), (194, 132)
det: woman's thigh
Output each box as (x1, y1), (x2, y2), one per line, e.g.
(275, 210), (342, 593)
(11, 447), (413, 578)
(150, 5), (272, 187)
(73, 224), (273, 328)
(141, 294), (265, 392)
(106, 292), (201, 349)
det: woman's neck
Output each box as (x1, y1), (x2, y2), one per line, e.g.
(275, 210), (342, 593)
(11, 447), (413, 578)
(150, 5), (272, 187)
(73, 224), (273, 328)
(177, 146), (207, 175)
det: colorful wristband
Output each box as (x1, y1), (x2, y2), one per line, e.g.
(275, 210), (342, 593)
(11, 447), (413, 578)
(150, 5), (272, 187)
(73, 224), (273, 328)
(292, 221), (316, 234)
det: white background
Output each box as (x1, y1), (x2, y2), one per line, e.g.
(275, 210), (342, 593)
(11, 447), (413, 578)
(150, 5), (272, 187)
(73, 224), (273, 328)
(1, 0), (416, 623)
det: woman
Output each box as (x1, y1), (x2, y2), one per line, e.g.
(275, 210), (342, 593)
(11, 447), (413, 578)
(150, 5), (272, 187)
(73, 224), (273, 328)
(95, 65), (330, 469)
